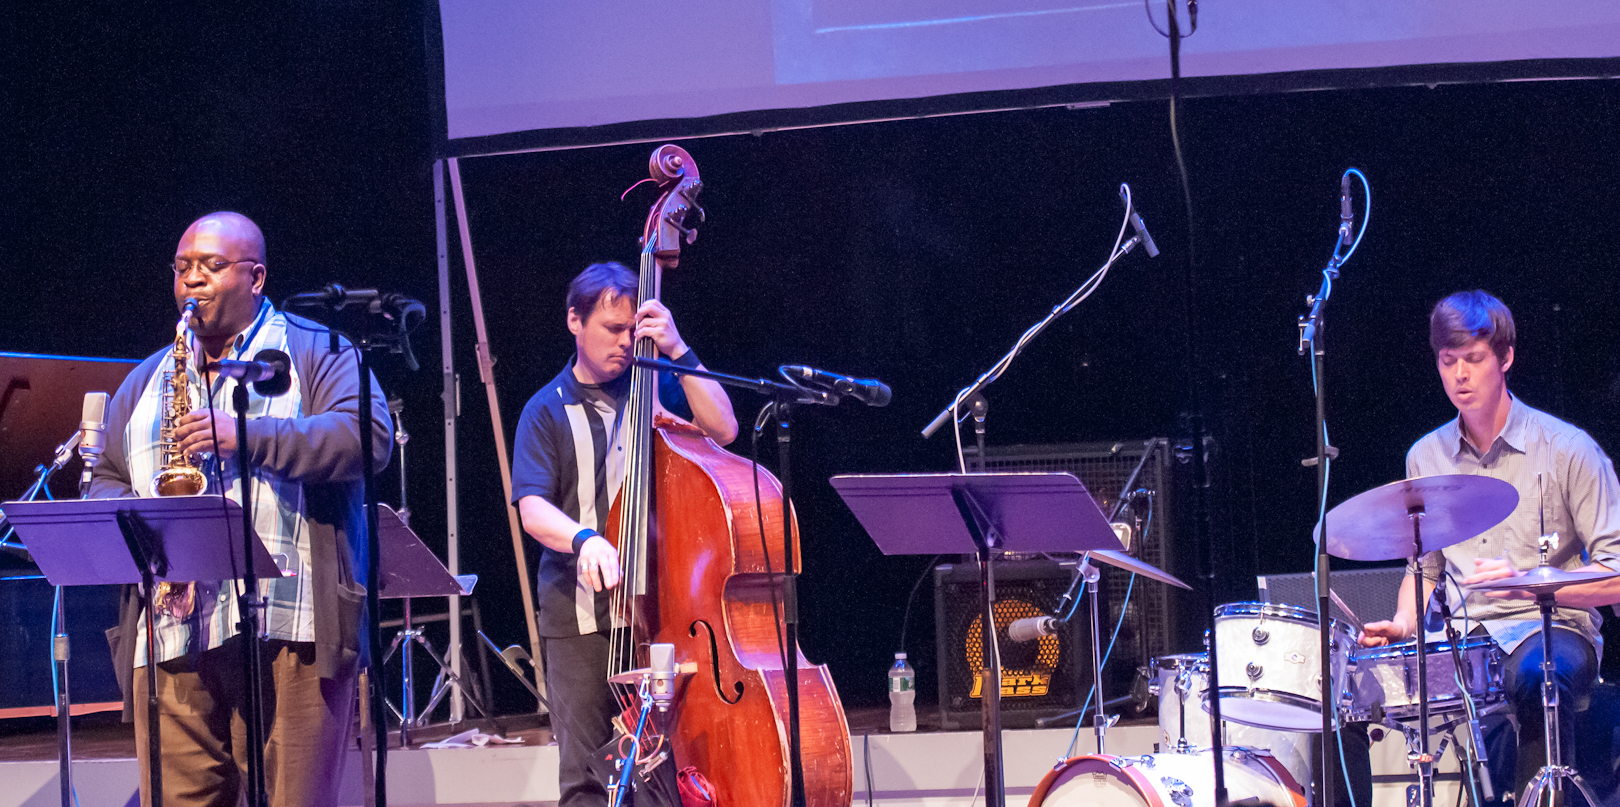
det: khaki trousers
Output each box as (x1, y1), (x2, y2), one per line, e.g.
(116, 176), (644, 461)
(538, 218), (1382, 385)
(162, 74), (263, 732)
(133, 637), (357, 807)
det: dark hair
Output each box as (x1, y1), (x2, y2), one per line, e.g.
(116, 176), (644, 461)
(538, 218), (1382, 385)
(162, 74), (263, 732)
(567, 262), (638, 321)
(1429, 290), (1515, 363)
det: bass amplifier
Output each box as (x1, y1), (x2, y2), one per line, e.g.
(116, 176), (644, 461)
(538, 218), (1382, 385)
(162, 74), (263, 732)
(1258, 565), (1406, 627)
(934, 558), (1091, 729)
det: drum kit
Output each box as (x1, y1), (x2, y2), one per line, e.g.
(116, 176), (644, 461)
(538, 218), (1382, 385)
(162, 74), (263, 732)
(1029, 474), (1617, 807)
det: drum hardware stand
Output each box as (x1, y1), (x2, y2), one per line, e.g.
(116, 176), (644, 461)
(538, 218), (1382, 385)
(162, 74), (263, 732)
(1077, 555), (1123, 753)
(1429, 576), (1495, 803)
(1519, 535), (1602, 807)
(1400, 507), (1441, 807)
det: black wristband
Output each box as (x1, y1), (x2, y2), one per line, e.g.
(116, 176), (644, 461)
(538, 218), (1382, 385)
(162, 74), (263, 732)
(572, 528), (599, 555)
(670, 348), (701, 370)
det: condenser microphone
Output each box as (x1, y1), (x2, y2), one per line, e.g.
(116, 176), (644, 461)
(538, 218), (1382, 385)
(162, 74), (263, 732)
(780, 365), (892, 407)
(1339, 172), (1354, 246)
(649, 643), (677, 712)
(77, 392), (109, 495)
(1007, 615), (1061, 643)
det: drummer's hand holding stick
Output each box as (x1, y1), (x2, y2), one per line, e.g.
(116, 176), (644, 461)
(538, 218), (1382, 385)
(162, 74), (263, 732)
(1463, 557), (1529, 601)
(1360, 572), (1437, 647)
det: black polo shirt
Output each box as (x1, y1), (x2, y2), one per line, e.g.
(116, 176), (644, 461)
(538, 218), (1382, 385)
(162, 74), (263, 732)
(511, 358), (690, 637)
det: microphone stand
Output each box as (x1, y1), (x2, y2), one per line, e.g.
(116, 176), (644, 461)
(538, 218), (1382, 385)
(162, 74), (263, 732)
(921, 233), (1145, 441)
(3, 429), (83, 806)
(1430, 578), (1494, 804)
(1297, 168), (1365, 807)
(631, 356), (837, 807)
(286, 290), (424, 807)
(232, 382), (271, 807)
(1299, 251), (1342, 807)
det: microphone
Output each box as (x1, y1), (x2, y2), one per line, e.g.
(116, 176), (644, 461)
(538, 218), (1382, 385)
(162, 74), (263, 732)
(1119, 185), (1159, 258)
(285, 283), (379, 310)
(1339, 172), (1354, 246)
(1423, 573), (1448, 634)
(77, 392), (110, 496)
(205, 349), (293, 397)
(780, 365), (892, 407)
(1008, 615), (1061, 643)
(649, 642), (677, 712)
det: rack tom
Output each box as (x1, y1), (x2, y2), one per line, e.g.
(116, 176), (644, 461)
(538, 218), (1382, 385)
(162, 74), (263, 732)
(1211, 602), (1356, 732)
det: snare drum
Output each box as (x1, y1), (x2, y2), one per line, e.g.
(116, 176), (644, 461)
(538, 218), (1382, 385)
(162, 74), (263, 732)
(1211, 602), (1356, 732)
(1148, 653), (1311, 788)
(1027, 749), (1306, 807)
(1345, 635), (1504, 723)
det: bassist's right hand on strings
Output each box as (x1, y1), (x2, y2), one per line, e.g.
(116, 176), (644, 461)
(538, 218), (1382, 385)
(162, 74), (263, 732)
(577, 535), (622, 592)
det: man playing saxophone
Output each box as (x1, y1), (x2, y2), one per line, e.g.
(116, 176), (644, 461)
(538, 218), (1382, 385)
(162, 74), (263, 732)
(89, 211), (392, 807)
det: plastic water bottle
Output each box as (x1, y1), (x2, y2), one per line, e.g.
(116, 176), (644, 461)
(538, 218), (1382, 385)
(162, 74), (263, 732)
(888, 652), (917, 732)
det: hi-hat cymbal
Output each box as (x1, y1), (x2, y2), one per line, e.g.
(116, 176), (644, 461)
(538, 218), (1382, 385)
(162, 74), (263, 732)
(1468, 565), (1620, 594)
(1316, 474), (1518, 562)
(1089, 549), (1191, 590)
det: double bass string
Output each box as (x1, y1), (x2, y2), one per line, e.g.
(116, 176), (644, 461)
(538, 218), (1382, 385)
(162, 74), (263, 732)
(607, 243), (663, 717)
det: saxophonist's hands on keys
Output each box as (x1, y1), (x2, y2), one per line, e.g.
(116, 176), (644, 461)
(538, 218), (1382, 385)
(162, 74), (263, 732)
(576, 534), (622, 593)
(175, 408), (239, 460)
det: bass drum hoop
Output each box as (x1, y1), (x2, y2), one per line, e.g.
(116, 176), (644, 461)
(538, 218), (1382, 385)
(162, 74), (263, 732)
(1026, 752), (1308, 807)
(1027, 756), (1164, 807)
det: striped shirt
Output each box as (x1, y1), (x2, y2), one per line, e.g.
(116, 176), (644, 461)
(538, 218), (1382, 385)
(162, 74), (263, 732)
(1409, 395), (1620, 655)
(511, 358), (688, 638)
(126, 301), (316, 665)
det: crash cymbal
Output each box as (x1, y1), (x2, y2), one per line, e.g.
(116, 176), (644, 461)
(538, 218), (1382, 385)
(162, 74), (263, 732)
(1316, 474), (1518, 562)
(1089, 549), (1192, 590)
(1468, 565), (1620, 594)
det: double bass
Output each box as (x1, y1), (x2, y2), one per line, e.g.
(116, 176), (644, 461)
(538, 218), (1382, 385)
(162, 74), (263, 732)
(604, 145), (853, 807)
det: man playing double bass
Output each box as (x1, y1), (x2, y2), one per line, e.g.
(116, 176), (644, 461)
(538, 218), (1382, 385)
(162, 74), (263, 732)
(511, 261), (738, 807)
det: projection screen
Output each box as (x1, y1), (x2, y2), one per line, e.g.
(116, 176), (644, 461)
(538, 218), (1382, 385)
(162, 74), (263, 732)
(437, 0), (1620, 153)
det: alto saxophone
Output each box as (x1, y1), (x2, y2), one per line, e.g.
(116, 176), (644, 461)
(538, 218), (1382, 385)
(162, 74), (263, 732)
(151, 298), (207, 618)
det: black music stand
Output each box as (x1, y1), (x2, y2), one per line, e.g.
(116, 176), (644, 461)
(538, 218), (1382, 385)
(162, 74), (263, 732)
(375, 503), (483, 745)
(829, 472), (1121, 807)
(4, 495), (280, 807)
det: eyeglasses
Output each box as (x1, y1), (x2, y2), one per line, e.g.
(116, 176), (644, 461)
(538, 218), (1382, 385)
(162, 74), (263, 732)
(171, 257), (257, 276)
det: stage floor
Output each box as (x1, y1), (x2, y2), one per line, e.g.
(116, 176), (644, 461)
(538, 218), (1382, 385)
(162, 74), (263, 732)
(1, 707), (1462, 807)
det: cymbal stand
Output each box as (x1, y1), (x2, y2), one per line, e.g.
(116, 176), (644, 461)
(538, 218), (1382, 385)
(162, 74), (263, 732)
(1405, 507), (1436, 807)
(1520, 536), (1602, 807)
(1080, 555), (1118, 754)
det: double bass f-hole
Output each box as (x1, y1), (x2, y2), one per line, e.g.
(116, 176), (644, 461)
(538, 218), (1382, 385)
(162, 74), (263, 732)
(690, 620), (745, 704)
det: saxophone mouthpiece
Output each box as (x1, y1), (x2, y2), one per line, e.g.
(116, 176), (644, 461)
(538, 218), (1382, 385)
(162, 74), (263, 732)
(182, 297), (200, 313)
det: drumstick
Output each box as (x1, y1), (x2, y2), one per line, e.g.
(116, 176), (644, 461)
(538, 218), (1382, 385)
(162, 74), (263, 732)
(1329, 589), (1360, 630)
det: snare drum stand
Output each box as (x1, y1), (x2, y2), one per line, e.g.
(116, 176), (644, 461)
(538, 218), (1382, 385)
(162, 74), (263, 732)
(1520, 543), (1602, 807)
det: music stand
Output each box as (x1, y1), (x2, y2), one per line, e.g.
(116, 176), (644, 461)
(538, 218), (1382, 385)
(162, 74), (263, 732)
(4, 495), (280, 807)
(829, 472), (1121, 807)
(375, 504), (483, 745)
(0, 351), (137, 807)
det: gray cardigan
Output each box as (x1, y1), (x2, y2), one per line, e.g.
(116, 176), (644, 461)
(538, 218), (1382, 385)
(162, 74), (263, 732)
(90, 311), (392, 719)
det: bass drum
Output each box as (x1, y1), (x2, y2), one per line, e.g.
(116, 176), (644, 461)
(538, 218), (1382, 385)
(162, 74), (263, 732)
(1027, 750), (1306, 807)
